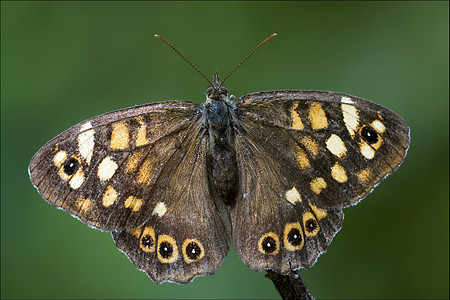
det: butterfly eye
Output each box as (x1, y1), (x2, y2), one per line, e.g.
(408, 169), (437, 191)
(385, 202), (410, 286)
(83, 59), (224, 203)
(302, 212), (320, 237)
(182, 239), (205, 264)
(283, 222), (304, 251)
(360, 125), (379, 145)
(258, 232), (280, 255)
(63, 157), (80, 176)
(157, 235), (179, 263)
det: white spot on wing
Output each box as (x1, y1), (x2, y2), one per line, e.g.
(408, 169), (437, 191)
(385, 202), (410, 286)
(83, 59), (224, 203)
(152, 202), (167, 217)
(78, 122), (95, 165)
(341, 96), (354, 104)
(360, 141), (375, 159)
(326, 134), (347, 158)
(69, 169), (85, 189)
(53, 150), (67, 168)
(285, 187), (302, 205)
(342, 104), (359, 138)
(80, 122), (93, 131)
(372, 120), (386, 134)
(97, 156), (118, 181)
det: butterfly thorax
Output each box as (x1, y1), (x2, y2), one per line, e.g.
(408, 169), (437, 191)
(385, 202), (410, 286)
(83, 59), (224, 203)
(204, 74), (238, 206)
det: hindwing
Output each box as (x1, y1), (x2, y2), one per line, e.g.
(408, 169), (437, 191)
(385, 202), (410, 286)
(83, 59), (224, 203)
(113, 132), (231, 283)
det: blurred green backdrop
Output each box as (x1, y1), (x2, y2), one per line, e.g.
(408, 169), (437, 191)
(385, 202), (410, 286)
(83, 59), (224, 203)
(2, 1), (448, 299)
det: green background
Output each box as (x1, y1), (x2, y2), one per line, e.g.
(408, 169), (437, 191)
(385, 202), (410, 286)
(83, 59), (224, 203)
(2, 1), (448, 299)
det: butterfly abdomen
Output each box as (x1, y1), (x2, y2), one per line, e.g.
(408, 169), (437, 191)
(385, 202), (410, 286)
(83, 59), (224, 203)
(205, 100), (239, 206)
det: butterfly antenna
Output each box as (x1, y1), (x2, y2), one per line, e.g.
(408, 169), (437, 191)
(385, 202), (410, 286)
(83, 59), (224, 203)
(155, 34), (213, 86)
(221, 33), (277, 85)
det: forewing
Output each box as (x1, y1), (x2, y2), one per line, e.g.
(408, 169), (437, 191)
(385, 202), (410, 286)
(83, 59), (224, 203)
(231, 90), (409, 274)
(29, 101), (202, 231)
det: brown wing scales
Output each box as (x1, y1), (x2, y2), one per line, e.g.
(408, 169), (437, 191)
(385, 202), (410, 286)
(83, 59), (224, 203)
(231, 90), (409, 274)
(113, 132), (231, 284)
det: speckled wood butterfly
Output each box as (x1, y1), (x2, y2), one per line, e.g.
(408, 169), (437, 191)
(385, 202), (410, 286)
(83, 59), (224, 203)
(29, 34), (410, 284)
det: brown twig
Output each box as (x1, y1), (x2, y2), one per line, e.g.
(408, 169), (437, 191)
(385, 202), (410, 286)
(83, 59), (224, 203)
(266, 269), (314, 300)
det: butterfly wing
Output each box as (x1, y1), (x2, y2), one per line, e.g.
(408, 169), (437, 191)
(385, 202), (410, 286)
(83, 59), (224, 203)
(113, 132), (231, 283)
(231, 90), (409, 274)
(29, 101), (231, 283)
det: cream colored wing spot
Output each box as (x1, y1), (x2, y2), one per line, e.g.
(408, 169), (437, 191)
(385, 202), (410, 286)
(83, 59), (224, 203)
(78, 122), (95, 165)
(139, 226), (156, 253)
(135, 116), (151, 146)
(310, 177), (327, 195)
(300, 136), (319, 156)
(124, 196), (143, 212)
(69, 168), (85, 189)
(152, 202), (167, 217)
(75, 196), (93, 213)
(341, 96), (354, 104)
(137, 158), (153, 185)
(126, 151), (145, 174)
(296, 146), (310, 169)
(157, 235), (179, 263)
(80, 122), (93, 131)
(326, 134), (347, 158)
(357, 168), (372, 184)
(302, 211), (320, 237)
(182, 239), (205, 264)
(283, 222), (304, 251)
(110, 122), (130, 150)
(342, 103), (359, 138)
(307, 201), (327, 220)
(290, 102), (304, 130)
(331, 161), (348, 183)
(360, 140), (375, 159)
(285, 187), (302, 205)
(102, 185), (118, 207)
(371, 120), (386, 134)
(97, 156), (118, 181)
(53, 150), (67, 168)
(258, 232), (280, 255)
(308, 102), (328, 130)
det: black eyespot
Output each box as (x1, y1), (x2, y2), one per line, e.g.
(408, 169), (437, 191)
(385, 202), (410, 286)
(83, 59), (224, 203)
(186, 242), (202, 260)
(159, 241), (173, 259)
(287, 228), (302, 246)
(305, 219), (318, 233)
(141, 235), (154, 249)
(63, 157), (79, 175)
(361, 125), (379, 144)
(262, 236), (277, 254)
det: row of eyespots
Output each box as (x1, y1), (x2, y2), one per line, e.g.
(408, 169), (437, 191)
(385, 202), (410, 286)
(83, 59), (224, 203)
(136, 226), (205, 264)
(258, 212), (320, 255)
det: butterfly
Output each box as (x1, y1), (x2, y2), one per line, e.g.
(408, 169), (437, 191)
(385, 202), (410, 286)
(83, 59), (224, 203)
(28, 34), (410, 284)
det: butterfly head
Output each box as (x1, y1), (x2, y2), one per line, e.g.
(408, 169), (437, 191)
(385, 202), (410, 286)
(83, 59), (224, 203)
(205, 72), (228, 104)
